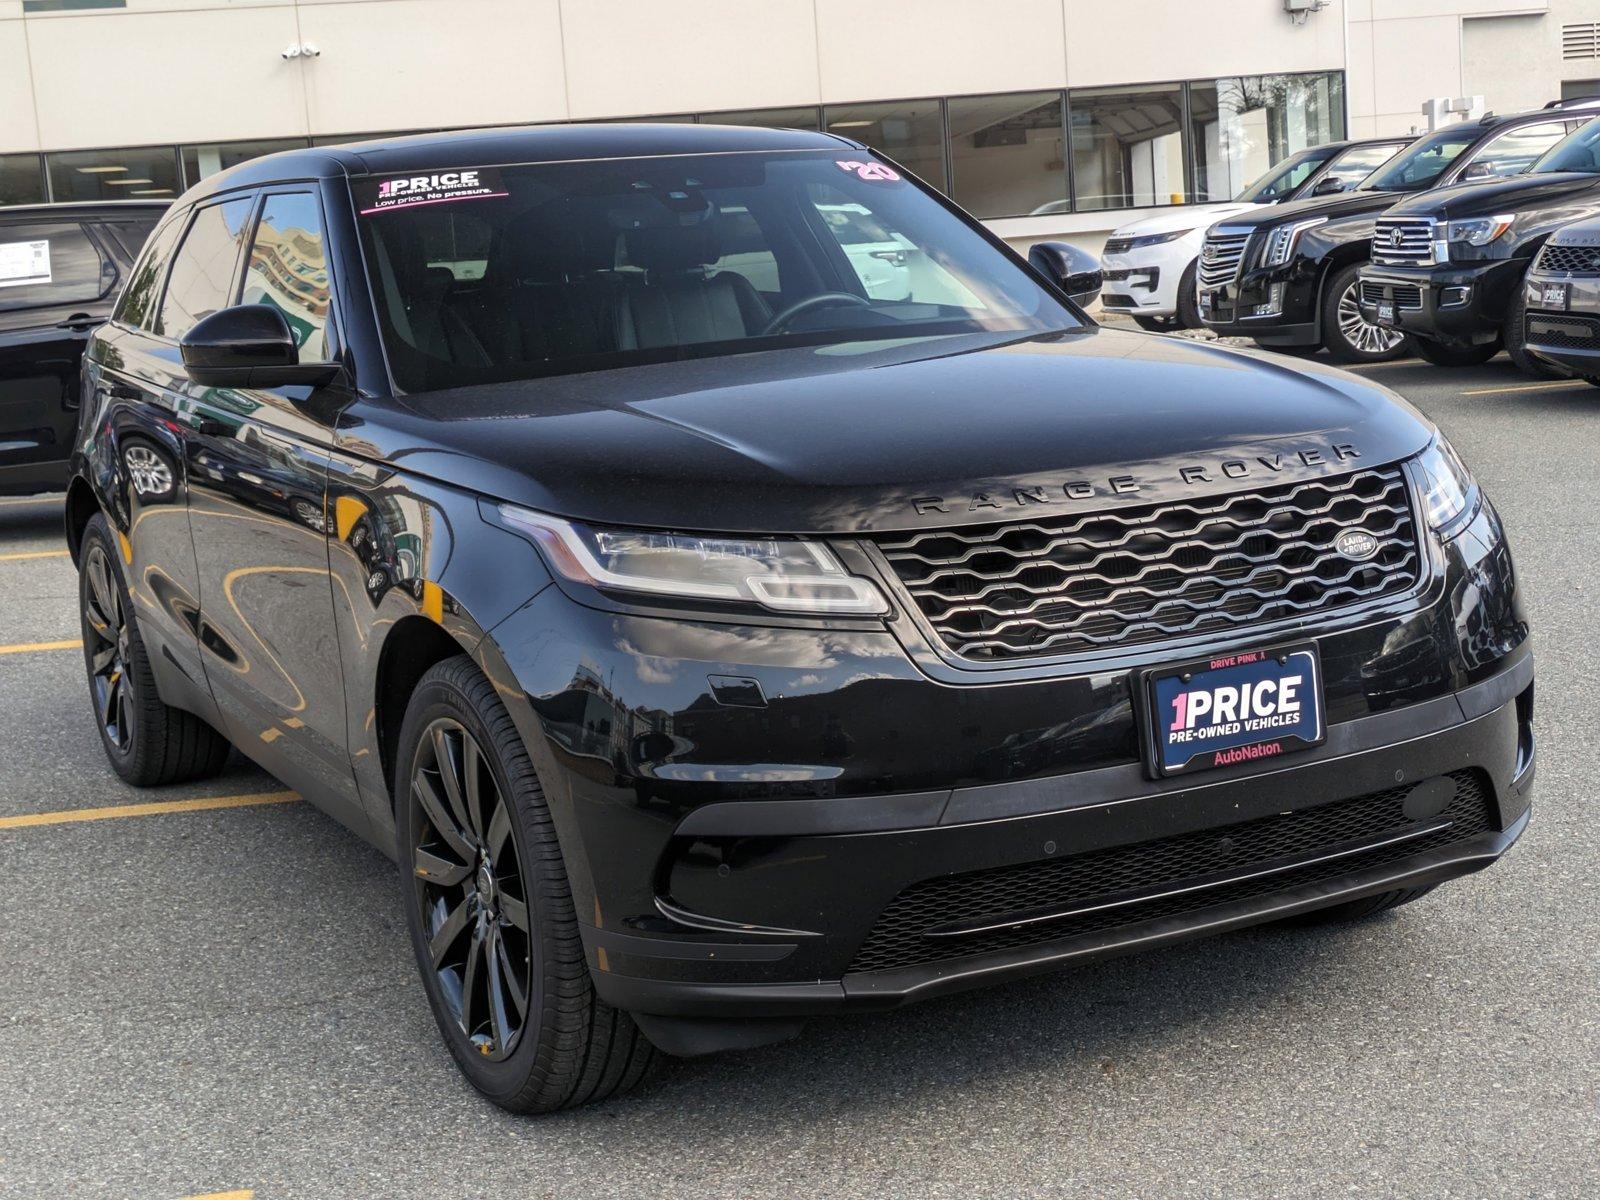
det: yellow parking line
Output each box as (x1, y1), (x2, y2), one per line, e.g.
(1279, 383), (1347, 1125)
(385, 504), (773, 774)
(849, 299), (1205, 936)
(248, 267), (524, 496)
(182, 1192), (254, 1200)
(0, 791), (299, 830)
(0, 549), (70, 562)
(0, 495), (61, 508)
(0, 638), (80, 655)
(1460, 379), (1589, 396)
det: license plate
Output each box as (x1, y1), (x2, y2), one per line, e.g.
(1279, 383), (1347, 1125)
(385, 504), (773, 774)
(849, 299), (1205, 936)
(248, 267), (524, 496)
(1541, 282), (1570, 310)
(1198, 290), (1215, 314)
(1376, 301), (1396, 327)
(1144, 644), (1325, 777)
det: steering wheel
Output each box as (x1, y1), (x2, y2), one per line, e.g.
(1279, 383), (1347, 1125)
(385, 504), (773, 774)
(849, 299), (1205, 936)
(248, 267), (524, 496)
(761, 291), (873, 336)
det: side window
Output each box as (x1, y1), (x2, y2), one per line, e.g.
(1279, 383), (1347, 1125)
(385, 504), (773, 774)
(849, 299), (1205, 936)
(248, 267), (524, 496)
(101, 213), (165, 261)
(1467, 121), (1569, 177)
(1321, 144), (1399, 189)
(0, 221), (112, 314)
(805, 183), (977, 308)
(113, 216), (185, 331)
(156, 197), (254, 340)
(240, 193), (332, 362)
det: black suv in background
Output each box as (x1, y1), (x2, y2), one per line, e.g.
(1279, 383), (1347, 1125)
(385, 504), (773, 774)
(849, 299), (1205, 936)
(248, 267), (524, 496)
(0, 201), (166, 495)
(1199, 101), (1596, 362)
(1358, 117), (1600, 370)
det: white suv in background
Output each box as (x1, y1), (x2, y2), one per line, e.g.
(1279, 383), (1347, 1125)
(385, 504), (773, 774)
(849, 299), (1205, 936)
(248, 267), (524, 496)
(1101, 135), (1411, 330)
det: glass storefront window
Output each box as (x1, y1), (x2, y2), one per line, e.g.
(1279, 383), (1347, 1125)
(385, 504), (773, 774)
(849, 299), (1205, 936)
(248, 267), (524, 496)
(824, 100), (947, 190)
(180, 138), (309, 188)
(1189, 73), (1347, 202)
(948, 92), (1067, 219)
(45, 147), (180, 202)
(701, 107), (821, 132)
(0, 154), (46, 207)
(1069, 84), (1186, 212)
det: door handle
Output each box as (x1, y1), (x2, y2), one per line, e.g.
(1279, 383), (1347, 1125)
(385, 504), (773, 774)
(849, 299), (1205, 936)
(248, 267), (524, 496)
(56, 313), (102, 332)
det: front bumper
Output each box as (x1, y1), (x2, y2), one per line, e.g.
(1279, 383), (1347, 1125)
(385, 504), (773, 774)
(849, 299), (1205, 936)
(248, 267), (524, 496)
(486, 500), (1532, 1054)
(1521, 271), (1600, 376)
(1099, 247), (1184, 315)
(1358, 259), (1526, 345)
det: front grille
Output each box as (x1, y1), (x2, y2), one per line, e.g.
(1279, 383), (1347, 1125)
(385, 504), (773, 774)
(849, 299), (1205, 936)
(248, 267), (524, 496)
(875, 466), (1422, 662)
(1535, 242), (1600, 274)
(1360, 280), (1423, 309)
(1372, 217), (1436, 266)
(1102, 236), (1136, 256)
(848, 769), (1497, 975)
(1197, 229), (1251, 287)
(1524, 311), (1600, 349)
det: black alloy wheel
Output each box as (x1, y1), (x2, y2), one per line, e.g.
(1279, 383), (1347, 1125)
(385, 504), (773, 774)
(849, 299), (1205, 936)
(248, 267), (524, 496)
(410, 716), (534, 1063)
(76, 513), (232, 785)
(82, 540), (133, 753)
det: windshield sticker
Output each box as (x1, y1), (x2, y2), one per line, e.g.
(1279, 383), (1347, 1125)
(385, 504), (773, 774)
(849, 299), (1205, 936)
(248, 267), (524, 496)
(836, 160), (902, 184)
(357, 168), (508, 215)
(0, 239), (51, 288)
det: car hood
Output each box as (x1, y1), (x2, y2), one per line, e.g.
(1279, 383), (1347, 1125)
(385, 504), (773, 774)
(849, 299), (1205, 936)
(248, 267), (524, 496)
(1109, 203), (1259, 240)
(342, 328), (1434, 536)
(1385, 170), (1600, 219)
(1220, 187), (1398, 232)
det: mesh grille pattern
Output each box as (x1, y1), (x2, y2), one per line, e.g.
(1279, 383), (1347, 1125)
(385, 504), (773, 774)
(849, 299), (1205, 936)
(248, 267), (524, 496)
(848, 770), (1496, 975)
(875, 466), (1420, 661)
(1102, 236), (1137, 256)
(1536, 242), (1600, 274)
(1360, 280), (1424, 309)
(1525, 312), (1600, 349)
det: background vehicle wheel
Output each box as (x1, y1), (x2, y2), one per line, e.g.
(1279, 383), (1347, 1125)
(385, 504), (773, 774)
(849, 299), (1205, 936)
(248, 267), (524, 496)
(1412, 337), (1500, 367)
(1132, 314), (1178, 332)
(1502, 287), (1561, 378)
(1175, 260), (1203, 330)
(78, 514), (232, 786)
(396, 656), (660, 1113)
(1322, 263), (1411, 363)
(1284, 885), (1439, 925)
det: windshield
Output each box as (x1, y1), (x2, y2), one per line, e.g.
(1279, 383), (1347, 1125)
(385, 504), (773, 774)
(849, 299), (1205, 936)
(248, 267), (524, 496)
(1235, 147), (1335, 203)
(1531, 117), (1600, 174)
(1359, 127), (1480, 192)
(355, 151), (1077, 393)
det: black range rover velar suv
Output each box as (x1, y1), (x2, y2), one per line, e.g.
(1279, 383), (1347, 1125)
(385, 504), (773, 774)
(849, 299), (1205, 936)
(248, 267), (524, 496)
(67, 124), (1535, 1112)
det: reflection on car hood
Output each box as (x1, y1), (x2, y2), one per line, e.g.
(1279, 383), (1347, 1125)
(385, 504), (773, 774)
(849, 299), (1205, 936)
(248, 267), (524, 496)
(1383, 171), (1600, 219)
(343, 328), (1434, 536)
(1217, 187), (1400, 231)
(1109, 203), (1259, 240)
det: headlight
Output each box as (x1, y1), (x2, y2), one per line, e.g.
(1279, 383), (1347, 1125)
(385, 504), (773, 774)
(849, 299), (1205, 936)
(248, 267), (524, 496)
(1413, 435), (1477, 534)
(1120, 230), (1185, 250)
(1260, 217), (1326, 267)
(498, 505), (889, 615)
(1445, 214), (1514, 250)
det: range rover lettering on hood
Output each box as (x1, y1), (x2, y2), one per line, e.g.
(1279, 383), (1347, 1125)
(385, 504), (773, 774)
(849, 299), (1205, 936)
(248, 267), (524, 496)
(910, 441), (1363, 516)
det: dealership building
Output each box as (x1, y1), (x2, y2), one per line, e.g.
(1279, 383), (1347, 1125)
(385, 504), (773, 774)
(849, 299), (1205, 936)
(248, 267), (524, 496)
(6, 0), (1600, 249)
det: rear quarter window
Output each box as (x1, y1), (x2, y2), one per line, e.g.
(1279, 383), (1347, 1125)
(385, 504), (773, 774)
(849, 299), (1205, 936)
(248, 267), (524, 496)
(0, 221), (113, 314)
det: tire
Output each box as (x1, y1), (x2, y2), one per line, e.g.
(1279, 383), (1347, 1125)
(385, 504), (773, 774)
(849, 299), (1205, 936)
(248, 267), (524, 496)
(1174, 260), (1203, 330)
(1502, 286), (1561, 378)
(395, 656), (660, 1113)
(1286, 884), (1439, 925)
(78, 514), (232, 787)
(1321, 262), (1411, 364)
(1412, 337), (1500, 368)
(1132, 314), (1177, 332)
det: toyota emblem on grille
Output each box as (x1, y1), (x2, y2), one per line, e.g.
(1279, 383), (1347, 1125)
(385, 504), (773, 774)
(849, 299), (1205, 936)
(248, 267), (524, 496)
(1389, 227), (1404, 250)
(1334, 529), (1380, 561)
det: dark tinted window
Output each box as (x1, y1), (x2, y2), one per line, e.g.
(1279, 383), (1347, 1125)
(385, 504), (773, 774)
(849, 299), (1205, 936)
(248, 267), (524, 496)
(1234, 147), (1335, 202)
(1467, 120), (1569, 177)
(240, 193), (331, 361)
(0, 221), (111, 313)
(113, 216), (185, 330)
(1531, 117), (1600, 174)
(100, 212), (165, 260)
(1361, 127), (1481, 191)
(156, 197), (253, 339)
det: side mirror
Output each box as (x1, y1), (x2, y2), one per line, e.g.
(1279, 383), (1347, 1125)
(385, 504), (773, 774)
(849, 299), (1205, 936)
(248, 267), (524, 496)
(1462, 161), (1494, 181)
(180, 305), (340, 389)
(1029, 240), (1103, 308)
(1311, 176), (1346, 196)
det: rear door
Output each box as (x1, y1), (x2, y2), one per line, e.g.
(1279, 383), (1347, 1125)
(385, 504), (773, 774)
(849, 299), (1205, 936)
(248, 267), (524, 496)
(0, 217), (118, 491)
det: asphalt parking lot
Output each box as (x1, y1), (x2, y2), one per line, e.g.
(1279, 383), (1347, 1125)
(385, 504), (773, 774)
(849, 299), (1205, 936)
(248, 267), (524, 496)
(0, 354), (1596, 1200)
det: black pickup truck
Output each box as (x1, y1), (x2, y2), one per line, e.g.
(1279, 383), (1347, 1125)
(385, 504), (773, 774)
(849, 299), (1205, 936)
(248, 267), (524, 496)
(1358, 117), (1600, 370)
(0, 201), (166, 495)
(1199, 101), (1597, 362)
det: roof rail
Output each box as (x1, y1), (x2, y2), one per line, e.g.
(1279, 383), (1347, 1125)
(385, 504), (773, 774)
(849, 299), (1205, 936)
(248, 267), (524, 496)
(1545, 95), (1600, 109)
